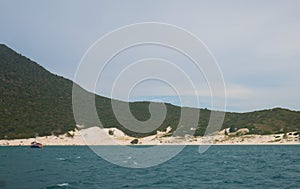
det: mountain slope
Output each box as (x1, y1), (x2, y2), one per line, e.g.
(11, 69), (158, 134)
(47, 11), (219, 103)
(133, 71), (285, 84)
(0, 44), (299, 139)
(0, 44), (76, 138)
(0, 44), (182, 139)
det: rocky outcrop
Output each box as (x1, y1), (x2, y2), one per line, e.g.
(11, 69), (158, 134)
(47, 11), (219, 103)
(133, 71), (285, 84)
(130, 138), (139, 144)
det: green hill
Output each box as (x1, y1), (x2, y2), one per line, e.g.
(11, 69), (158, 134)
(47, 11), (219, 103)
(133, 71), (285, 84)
(0, 44), (299, 139)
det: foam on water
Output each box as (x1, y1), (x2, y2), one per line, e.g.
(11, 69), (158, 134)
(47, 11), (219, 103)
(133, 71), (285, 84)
(57, 182), (69, 187)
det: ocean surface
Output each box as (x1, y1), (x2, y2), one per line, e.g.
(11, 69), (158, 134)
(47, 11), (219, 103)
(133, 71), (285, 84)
(0, 145), (299, 189)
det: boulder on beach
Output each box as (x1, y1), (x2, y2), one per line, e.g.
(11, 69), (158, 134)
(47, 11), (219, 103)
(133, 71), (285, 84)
(108, 129), (114, 135)
(236, 128), (249, 135)
(130, 139), (139, 144)
(156, 126), (172, 138)
(226, 128), (249, 136)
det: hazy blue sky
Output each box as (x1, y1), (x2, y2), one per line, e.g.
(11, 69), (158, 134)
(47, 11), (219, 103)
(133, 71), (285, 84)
(0, 0), (299, 112)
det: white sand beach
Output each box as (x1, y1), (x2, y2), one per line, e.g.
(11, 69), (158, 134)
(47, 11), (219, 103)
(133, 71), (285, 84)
(0, 127), (299, 146)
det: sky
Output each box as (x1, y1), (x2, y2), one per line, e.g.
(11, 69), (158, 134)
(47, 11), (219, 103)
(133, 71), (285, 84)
(0, 0), (299, 112)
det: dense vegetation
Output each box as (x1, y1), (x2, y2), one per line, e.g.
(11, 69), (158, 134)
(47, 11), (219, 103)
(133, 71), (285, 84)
(0, 44), (299, 139)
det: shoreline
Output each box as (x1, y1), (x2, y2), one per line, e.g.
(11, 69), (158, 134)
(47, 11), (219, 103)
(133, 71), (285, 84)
(1, 143), (300, 146)
(1, 127), (299, 146)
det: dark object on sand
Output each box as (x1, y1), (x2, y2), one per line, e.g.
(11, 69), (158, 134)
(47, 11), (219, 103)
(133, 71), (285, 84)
(130, 139), (139, 144)
(30, 141), (43, 148)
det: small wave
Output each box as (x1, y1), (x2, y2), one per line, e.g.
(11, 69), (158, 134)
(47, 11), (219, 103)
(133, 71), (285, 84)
(46, 182), (70, 188)
(56, 156), (81, 161)
(56, 158), (66, 161)
(57, 182), (69, 187)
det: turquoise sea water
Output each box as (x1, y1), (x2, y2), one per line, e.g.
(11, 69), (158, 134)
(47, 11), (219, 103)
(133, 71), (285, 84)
(0, 145), (299, 189)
